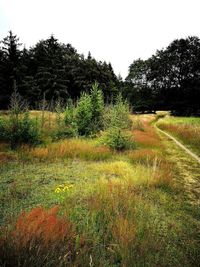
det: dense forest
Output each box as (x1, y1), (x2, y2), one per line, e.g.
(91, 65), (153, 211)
(0, 31), (200, 115)
(0, 31), (119, 109)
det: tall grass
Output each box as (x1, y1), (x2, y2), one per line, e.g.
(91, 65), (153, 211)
(131, 115), (163, 149)
(29, 139), (113, 161)
(59, 166), (190, 266)
(0, 206), (81, 267)
(158, 117), (200, 154)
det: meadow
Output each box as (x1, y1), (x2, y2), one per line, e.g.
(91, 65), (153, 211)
(0, 90), (200, 266)
(157, 116), (200, 156)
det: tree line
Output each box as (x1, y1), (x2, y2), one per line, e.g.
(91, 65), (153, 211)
(0, 31), (200, 115)
(124, 36), (200, 115)
(0, 31), (119, 109)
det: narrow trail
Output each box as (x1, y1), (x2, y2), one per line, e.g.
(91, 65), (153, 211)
(156, 126), (200, 164)
(155, 124), (200, 206)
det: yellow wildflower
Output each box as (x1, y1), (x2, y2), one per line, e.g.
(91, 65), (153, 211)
(55, 188), (61, 193)
(63, 186), (69, 191)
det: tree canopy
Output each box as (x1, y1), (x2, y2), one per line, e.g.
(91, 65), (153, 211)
(125, 36), (200, 115)
(1, 32), (200, 115)
(0, 32), (118, 108)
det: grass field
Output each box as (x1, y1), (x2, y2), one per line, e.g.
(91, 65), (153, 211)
(0, 113), (200, 266)
(157, 116), (200, 155)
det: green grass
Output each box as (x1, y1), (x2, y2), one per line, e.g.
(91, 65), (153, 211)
(161, 116), (200, 126)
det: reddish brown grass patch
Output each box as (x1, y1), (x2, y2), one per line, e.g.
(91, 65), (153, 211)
(30, 139), (112, 161)
(0, 152), (17, 163)
(133, 129), (162, 148)
(0, 206), (80, 266)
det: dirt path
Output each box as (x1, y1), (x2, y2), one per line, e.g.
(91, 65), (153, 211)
(156, 126), (200, 164)
(155, 125), (200, 206)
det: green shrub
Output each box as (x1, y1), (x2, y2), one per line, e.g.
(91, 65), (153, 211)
(64, 99), (76, 126)
(0, 90), (41, 148)
(102, 127), (135, 151)
(75, 83), (104, 136)
(90, 82), (104, 132)
(52, 124), (78, 141)
(76, 93), (93, 136)
(54, 99), (65, 128)
(52, 99), (78, 141)
(8, 112), (41, 149)
(0, 118), (8, 140)
(0, 112), (41, 149)
(103, 94), (131, 130)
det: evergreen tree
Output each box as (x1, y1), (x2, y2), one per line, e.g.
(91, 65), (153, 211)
(0, 32), (120, 109)
(0, 31), (22, 108)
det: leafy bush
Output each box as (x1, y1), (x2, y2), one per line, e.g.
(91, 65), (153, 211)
(0, 90), (41, 148)
(76, 92), (93, 136)
(102, 127), (135, 151)
(64, 99), (76, 126)
(52, 99), (78, 140)
(0, 118), (8, 140)
(103, 94), (132, 130)
(75, 83), (104, 136)
(0, 112), (41, 149)
(90, 82), (104, 132)
(52, 124), (78, 140)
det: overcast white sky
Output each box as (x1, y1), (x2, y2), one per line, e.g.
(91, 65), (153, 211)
(0, 0), (200, 78)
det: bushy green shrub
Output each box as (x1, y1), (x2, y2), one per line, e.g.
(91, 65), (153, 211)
(64, 99), (76, 126)
(100, 94), (134, 150)
(75, 83), (104, 136)
(52, 99), (78, 141)
(103, 94), (132, 130)
(90, 82), (104, 132)
(0, 112), (41, 149)
(0, 90), (41, 148)
(76, 93), (93, 136)
(102, 127), (135, 151)
(52, 124), (78, 141)
(0, 118), (8, 140)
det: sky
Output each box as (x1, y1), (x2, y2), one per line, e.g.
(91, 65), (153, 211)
(0, 0), (200, 78)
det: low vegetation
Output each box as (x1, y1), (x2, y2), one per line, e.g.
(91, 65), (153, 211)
(157, 116), (200, 155)
(0, 89), (200, 266)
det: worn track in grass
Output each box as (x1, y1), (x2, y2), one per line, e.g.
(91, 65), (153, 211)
(156, 124), (200, 206)
(156, 126), (200, 164)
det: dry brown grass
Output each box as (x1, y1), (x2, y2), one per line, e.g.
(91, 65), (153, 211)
(29, 139), (112, 161)
(131, 115), (162, 148)
(0, 143), (10, 152)
(149, 159), (174, 188)
(0, 152), (17, 163)
(127, 149), (163, 165)
(159, 123), (200, 148)
(133, 130), (162, 148)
